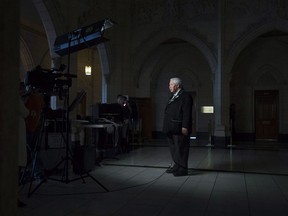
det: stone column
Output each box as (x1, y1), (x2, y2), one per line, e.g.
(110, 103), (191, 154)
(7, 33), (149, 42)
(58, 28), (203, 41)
(0, 0), (20, 215)
(97, 43), (110, 103)
(213, 0), (230, 146)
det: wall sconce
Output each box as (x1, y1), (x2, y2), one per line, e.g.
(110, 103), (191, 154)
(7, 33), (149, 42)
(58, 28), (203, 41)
(85, 65), (92, 75)
(201, 106), (214, 113)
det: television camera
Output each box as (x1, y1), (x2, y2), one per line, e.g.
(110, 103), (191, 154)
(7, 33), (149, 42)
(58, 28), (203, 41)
(24, 64), (77, 95)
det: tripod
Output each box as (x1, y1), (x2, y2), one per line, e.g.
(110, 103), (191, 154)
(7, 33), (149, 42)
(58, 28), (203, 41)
(47, 92), (105, 184)
(24, 96), (108, 197)
(21, 102), (50, 197)
(42, 37), (109, 195)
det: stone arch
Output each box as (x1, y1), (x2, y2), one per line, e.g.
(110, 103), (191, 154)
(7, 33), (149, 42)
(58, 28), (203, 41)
(33, 0), (64, 60)
(227, 18), (288, 74)
(132, 27), (216, 87)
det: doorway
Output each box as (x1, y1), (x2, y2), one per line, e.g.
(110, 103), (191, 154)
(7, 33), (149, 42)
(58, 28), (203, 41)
(254, 90), (279, 140)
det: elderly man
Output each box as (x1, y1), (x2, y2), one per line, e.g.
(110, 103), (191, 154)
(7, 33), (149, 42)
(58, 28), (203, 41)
(163, 77), (193, 176)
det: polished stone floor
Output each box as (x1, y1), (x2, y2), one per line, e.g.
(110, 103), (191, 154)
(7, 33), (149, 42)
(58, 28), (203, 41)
(18, 140), (288, 216)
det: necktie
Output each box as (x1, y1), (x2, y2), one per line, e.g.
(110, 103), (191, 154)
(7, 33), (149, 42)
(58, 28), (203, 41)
(169, 94), (177, 104)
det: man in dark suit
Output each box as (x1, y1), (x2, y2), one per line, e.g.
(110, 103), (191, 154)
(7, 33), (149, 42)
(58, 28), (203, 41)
(163, 77), (193, 176)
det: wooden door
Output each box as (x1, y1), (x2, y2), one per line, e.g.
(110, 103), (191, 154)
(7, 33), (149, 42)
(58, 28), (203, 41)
(254, 90), (279, 140)
(129, 97), (153, 139)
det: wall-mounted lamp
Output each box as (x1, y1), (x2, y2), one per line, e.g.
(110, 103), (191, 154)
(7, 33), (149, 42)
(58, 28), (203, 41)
(85, 65), (92, 75)
(201, 106), (214, 113)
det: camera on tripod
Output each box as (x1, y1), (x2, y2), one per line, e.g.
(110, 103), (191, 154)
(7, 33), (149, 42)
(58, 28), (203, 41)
(24, 64), (76, 96)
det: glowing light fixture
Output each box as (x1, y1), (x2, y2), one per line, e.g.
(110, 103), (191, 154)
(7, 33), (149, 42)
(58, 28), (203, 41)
(201, 106), (214, 113)
(85, 65), (92, 75)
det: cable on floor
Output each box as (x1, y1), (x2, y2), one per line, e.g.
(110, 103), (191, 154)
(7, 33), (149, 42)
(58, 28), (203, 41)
(27, 167), (169, 196)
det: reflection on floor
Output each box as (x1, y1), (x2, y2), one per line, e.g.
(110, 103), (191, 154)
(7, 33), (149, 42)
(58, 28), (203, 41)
(18, 140), (288, 216)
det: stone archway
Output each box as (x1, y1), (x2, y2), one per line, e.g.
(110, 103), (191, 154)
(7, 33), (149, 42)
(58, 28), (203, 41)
(227, 19), (288, 74)
(132, 27), (216, 89)
(230, 25), (288, 142)
(33, 0), (61, 60)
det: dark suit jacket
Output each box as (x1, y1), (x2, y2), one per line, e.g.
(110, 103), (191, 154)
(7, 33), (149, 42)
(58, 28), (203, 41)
(163, 89), (193, 135)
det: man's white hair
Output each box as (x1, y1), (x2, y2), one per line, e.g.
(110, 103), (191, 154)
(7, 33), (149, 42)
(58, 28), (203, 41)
(170, 77), (182, 86)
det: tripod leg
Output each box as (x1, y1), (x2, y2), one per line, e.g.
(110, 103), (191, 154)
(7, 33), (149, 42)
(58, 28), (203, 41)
(27, 114), (47, 197)
(19, 162), (28, 186)
(28, 150), (44, 197)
